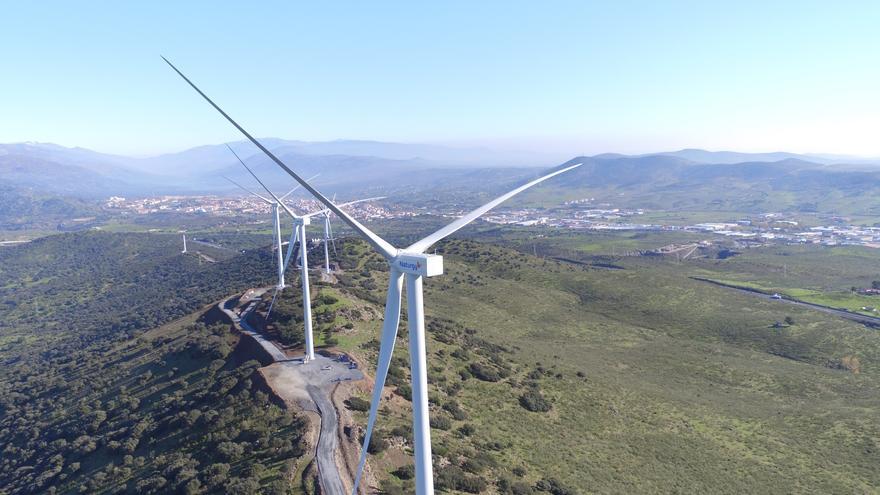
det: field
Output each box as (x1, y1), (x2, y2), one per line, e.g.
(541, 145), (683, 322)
(3, 229), (880, 494)
(243, 229), (880, 493)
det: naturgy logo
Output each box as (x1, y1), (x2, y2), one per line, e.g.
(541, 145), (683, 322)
(398, 260), (422, 271)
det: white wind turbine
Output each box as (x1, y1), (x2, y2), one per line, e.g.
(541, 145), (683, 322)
(227, 146), (383, 362)
(163, 56), (581, 495)
(223, 173), (296, 291)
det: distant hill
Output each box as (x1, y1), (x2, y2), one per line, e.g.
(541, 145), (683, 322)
(0, 140), (557, 197)
(0, 186), (101, 230)
(541, 154), (880, 214)
(655, 148), (826, 165)
(4, 141), (880, 215)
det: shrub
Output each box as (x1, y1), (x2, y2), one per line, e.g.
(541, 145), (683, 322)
(519, 390), (552, 412)
(393, 464), (415, 480)
(344, 397), (370, 412)
(367, 431), (386, 454)
(443, 400), (468, 420)
(458, 475), (489, 493)
(535, 477), (579, 495)
(395, 384), (412, 401)
(469, 363), (501, 382)
(430, 414), (452, 431)
(457, 423), (476, 437)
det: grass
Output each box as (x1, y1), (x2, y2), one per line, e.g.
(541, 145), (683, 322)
(322, 235), (880, 493)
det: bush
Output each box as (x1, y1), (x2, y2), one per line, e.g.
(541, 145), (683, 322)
(367, 431), (386, 454)
(443, 400), (468, 420)
(468, 362), (501, 382)
(457, 423), (476, 437)
(395, 384), (412, 401)
(458, 475), (489, 493)
(535, 477), (579, 495)
(519, 390), (552, 412)
(344, 397), (370, 412)
(430, 414), (452, 431)
(392, 464), (415, 480)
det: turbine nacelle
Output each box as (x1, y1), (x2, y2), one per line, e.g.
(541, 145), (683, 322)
(393, 252), (443, 277)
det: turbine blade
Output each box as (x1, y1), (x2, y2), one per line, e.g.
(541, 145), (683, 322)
(226, 145), (302, 219)
(282, 227), (299, 274)
(339, 196), (385, 208)
(328, 217), (337, 256)
(352, 269), (404, 495)
(162, 57), (397, 260)
(223, 175), (271, 204)
(279, 173), (320, 200)
(302, 196), (385, 219)
(406, 163), (582, 253)
(266, 287), (280, 318)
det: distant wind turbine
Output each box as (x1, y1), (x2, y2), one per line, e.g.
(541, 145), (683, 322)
(163, 56), (581, 495)
(223, 173), (294, 291)
(226, 146), (382, 362)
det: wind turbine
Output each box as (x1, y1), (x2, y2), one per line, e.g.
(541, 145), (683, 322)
(181, 233), (187, 254)
(226, 146), (383, 362)
(163, 56), (581, 495)
(223, 174), (290, 291)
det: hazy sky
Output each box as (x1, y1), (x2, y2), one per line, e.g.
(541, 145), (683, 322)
(1, 1), (878, 157)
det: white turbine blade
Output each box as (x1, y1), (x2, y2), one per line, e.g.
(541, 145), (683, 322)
(282, 226), (299, 274)
(266, 287), (280, 318)
(352, 270), (404, 495)
(226, 145), (303, 219)
(279, 173), (320, 200)
(223, 175), (272, 204)
(302, 196), (386, 219)
(328, 216), (337, 256)
(406, 163), (582, 253)
(339, 195), (385, 208)
(163, 57), (397, 260)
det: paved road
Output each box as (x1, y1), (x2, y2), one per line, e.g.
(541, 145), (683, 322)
(309, 384), (345, 495)
(694, 277), (880, 328)
(217, 292), (363, 495)
(218, 295), (287, 362)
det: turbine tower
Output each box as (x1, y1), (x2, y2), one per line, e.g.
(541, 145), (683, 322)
(226, 146), (382, 362)
(163, 57), (581, 495)
(181, 233), (187, 254)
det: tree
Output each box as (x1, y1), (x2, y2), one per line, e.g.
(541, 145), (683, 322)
(784, 316), (795, 326)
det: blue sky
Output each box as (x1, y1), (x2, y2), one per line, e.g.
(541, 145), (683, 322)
(1, 1), (878, 156)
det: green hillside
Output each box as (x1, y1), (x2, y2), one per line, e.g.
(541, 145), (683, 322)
(0, 231), (309, 494)
(265, 236), (880, 493)
(3, 230), (880, 494)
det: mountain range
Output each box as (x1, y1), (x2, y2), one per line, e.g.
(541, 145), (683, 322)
(4, 140), (880, 215)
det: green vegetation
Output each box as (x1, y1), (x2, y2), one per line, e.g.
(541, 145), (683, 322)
(0, 231), (310, 494)
(3, 227), (880, 494)
(319, 234), (880, 493)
